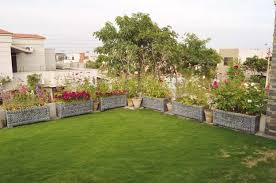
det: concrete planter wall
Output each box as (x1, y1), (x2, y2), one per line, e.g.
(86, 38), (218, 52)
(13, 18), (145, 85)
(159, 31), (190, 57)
(100, 95), (127, 111)
(6, 106), (50, 128)
(213, 109), (260, 134)
(172, 102), (205, 122)
(56, 100), (93, 118)
(142, 96), (168, 112)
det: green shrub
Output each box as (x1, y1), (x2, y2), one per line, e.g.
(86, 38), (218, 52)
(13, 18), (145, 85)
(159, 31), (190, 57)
(112, 77), (138, 98)
(176, 77), (209, 107)
(77, 78), (96, 100)
(141, 75), (171, 98)
(27, 74), (41, 91)
(249, 75), (266, 88)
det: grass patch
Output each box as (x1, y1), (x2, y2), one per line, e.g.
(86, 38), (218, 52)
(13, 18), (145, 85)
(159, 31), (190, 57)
(0, 109), (276, 183)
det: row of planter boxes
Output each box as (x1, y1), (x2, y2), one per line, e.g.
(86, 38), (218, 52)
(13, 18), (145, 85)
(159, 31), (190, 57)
(4, 95), (128, 128)
(141, 97), (260, 134)
(2, 94), (261, 134)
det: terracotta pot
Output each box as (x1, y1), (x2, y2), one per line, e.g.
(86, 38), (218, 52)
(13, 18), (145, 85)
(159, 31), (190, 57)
(132, 98), (142, 109)
(167, 103), (172, 112)
(128, 99), (134, 107)
(93, 101), (99, 111)
(204, 109), (213, 123)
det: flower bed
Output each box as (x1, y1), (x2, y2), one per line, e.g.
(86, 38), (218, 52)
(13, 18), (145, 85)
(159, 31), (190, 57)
(6, 106), (50, 128)
(142, 96), (168, 112)
(55, 91), (92, 118)
(172, 101), (205, 122)
(56, 100), (93, 118)
(213, 109), (260, 134)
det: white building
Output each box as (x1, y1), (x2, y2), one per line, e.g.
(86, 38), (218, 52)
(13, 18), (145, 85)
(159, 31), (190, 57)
(216, 48), (271, 80)
(0, 28), (56, 78)
(0, 28), (101, 91)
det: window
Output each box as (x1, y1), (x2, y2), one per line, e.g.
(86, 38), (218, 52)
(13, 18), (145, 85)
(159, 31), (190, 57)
(223, 57), (234, 66)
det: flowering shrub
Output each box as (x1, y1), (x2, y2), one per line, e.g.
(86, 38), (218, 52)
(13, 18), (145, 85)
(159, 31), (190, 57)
(176, 77), (210, 107)
(96, 90), (128, 98)
(227, 64), (245, 81)
(2, 85), (48, 111)
(55, 91), (90, 103)
(212, 80), (267, 115)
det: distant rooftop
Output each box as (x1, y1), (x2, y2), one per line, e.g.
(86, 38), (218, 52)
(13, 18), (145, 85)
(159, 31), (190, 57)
(0, 28), (45, 39)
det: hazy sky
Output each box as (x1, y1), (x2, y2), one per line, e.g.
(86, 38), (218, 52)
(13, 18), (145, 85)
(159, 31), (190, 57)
(0, 0), (274, 52)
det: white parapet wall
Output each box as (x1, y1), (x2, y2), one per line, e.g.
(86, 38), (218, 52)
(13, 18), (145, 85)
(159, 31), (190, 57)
(4, 69), (101, 91)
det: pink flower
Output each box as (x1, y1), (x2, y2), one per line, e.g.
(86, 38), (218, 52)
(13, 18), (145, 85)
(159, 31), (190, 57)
(212, 81), (219, 89)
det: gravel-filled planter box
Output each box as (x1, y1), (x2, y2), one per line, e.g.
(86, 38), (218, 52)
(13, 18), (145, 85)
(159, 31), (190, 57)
(100, 95), (127, 111)
(213, 109), (260, 134)
(172, 101), (205, 122)
(142, 96), (168, 112)
(6, 106), (50, 128)
(56, 100), (93, 118)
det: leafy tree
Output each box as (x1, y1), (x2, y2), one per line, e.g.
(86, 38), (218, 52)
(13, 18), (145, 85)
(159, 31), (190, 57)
(243, 56), (268, 74)
(179, 33), (221, 78)
(94, 13), (180, 94)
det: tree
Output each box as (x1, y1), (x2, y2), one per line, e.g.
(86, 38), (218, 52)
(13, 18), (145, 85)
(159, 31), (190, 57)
(243, 56), (268, 74)
(94, 13), (180, 94)
(179, 33), (221, 78)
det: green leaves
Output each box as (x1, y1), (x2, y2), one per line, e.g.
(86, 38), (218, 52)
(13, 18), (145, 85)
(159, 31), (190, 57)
(243, 56), (268, 73)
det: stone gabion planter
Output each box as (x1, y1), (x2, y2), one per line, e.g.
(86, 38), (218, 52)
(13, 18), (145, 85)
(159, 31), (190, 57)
(213, 109), (260, 134)
(6, 106), (50, 128)
(142, 96), (168, 112)
(172, 102), (205, 122)
(100, 95), (127, 111)
(56, 100), (93, 118)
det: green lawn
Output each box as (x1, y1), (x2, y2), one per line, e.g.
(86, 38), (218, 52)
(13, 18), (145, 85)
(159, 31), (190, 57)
(0, 109), (276, 183)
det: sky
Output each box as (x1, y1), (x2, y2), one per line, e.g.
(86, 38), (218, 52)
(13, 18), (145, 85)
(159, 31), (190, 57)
(0, 0), (274, 53)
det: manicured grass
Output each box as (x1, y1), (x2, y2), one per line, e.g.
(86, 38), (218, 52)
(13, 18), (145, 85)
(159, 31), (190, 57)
(0, 109), (276, 183)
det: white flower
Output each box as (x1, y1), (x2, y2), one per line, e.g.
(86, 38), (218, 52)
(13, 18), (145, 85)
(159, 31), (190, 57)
(250, 83), (256, 87)
(244, 83), (249, 88)
(247, 100), (252, 103)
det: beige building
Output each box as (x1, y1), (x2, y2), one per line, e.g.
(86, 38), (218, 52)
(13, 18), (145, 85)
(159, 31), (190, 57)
(0, 28), (56, 78)
(217, 48), (271, 80)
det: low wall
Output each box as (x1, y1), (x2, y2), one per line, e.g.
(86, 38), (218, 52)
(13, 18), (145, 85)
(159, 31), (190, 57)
(100, 95), (127, 111)
(6, 106), (50, 128)
(172, 102), (205, 122)
(56, 100), (93, 118)
(213, 109), (260, 134)
(142, 96), (168, 112)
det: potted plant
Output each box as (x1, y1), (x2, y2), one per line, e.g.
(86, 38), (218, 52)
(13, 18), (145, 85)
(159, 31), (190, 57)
(211, 65), (267, 134)
(172, 77), (209, 122)
(2, 85), (50, 128)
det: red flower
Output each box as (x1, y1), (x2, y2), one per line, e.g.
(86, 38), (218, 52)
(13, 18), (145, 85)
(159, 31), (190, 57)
(233, 65), (239, 69)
